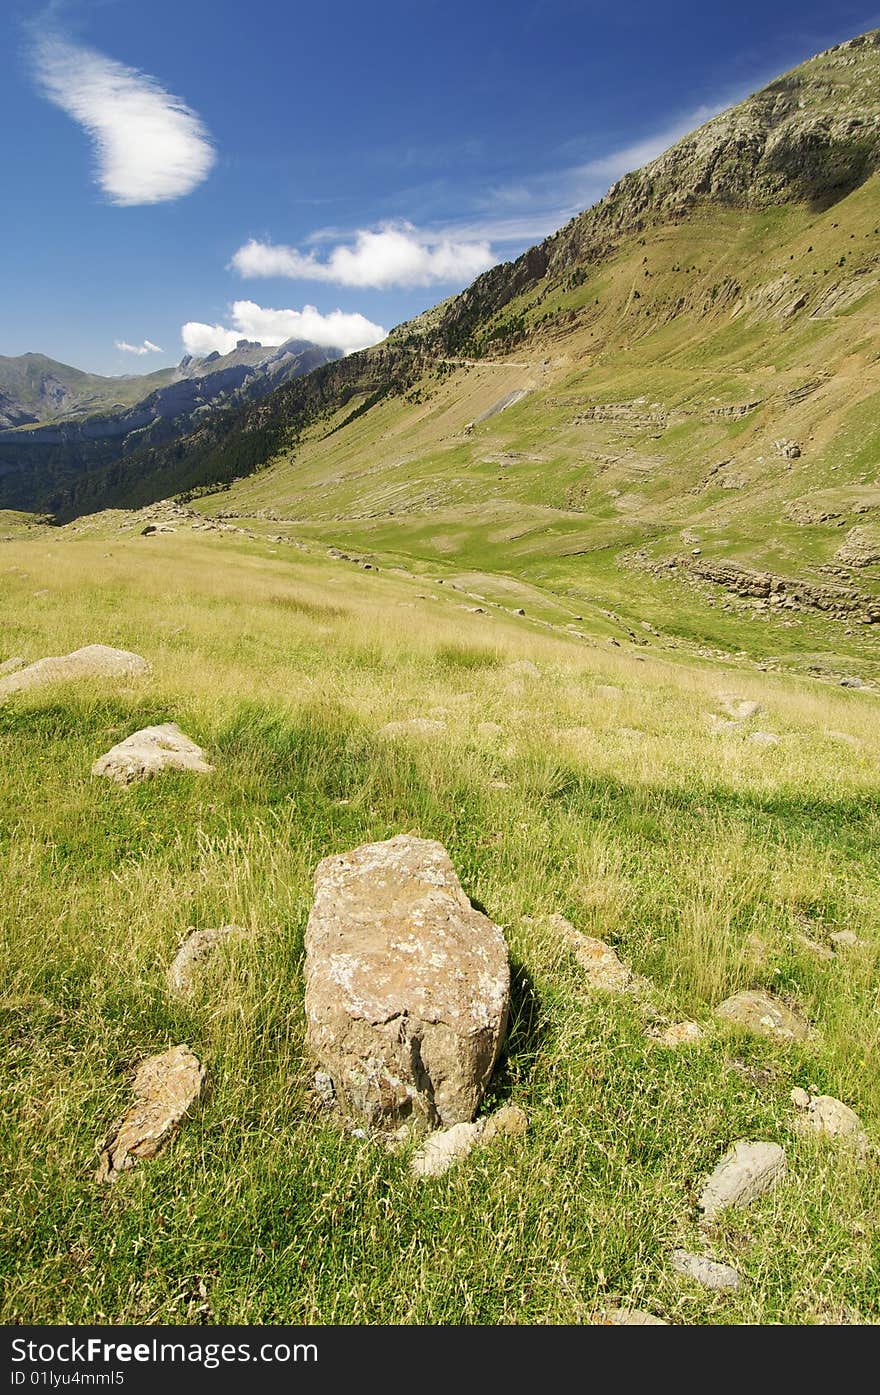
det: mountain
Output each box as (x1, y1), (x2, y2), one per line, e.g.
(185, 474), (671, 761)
(0, 352), (177, 428)
(8, 28), (880, 663)
(0, 339), (341, 511)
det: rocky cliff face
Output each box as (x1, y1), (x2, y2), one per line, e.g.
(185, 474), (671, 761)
(434, 30), (880, 343)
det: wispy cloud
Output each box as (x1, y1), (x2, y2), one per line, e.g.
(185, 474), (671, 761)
(230, 222), (496, 289)
(115, 338), (163, 355)
(32, 33), (215, 205)
(181, 301), (386, 358)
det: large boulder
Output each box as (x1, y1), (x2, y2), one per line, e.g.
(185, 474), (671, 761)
(0, 644), (149, 699)
(304, 834), (510, 1131)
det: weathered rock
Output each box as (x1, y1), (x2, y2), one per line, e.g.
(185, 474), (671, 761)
(304, 835), (510, 1131)
(719, 695), (762, 720)
(595, 1308), (668, 1326)
(699, 1140), (786, 1219)
(650, 1020), (705, 1048)
(0, 656), (25, 675)
(830, 929), (866, 950)
(671, 1249), (741, 1292)
(97, 1044), (205, 1182)
(714, 989), (810, 1041)
(0, 644), (150, 699)
(792, 1091), (868, 1150)
(749, 731), (779, 747)
(480, 1103), (529, 1144)
(835, 526), (880, 568)
(477, 721), (503, 738)
(506, 659), (541, 679)
(549, 914), (631, 991)
(167, 925), (249, 997)
(380, 717), (447, 738)
(796, 933), (835, 962)
(411, 1121), (484, 1178)
(92, 723), (213, 785)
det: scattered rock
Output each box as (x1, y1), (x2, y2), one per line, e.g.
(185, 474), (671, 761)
(829, 929), (866, 950)
(0, 644), (150, 699)
(166, 925), (249, 997)
(506, 659), (541, 678)
(411, 1121), (483, 1178)
(0, 656), (25, 675)
(549, 914), (631, 991)
(749, 731), (779, 747)
(835, 526), (880, 568)
(671, 1249), (741, 1292)
(303, 835), (510, 1131)
(92, 723), (213, 785)
(840, 676), (865, 689)
(380, 717), (447, 738)
(714, 990), (810, 1041)
(477, 721), (503, 738)
(595, 1309), (668, 1326)
(513, 607), (525, 616)
(96, 1045), (205, 1182)
(699, 1140), (786, 1220)
(792, 1091), (868, 1151)
(796, 933), (834, 962)
(480, 1103), (529, 1144)
(650, 1020), (705, 1048)
(719, 695), (762, 720)
(774, 439), (802, 460)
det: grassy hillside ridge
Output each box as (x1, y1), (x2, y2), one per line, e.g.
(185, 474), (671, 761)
(1, 518), (878, 1323)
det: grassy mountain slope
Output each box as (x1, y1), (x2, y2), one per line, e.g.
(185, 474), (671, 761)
(0, 352), (176, 428)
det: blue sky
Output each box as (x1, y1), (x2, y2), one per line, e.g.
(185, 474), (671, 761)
(2, 0), (879, 375)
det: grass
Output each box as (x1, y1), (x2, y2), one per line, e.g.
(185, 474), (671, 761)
(1, 525), (879, 1324)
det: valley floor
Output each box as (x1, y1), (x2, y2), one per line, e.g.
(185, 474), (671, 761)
(1, 517), (878, 1324)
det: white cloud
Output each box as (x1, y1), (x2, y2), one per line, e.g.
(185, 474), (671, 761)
(32, 34), (215, 205)
(115, 338), (163, 355)
(181, 300), (386, 358)
(230, 222), (496, 289)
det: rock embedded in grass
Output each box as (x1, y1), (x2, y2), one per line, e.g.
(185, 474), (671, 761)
(167, 925), (249, 998)
(594, 1309), (668, 1325)
(650, 1020), (705, 1048)
(380, 717), (447, 738)
(791, 1090), (868, 1151)
(714, 989), (810, 1041)
(411, 1104), (529, 1178)
(304, 834), (510, 1132)
(549, 913), (631, 991)
(96, 1044), (205, 1182)
(0, 644), (150, 699)
(671, 1249), (741, 1292)
(699, 1140), (787, 1220)
(0, 656), (26, 675)
(92, 723), (213, 785)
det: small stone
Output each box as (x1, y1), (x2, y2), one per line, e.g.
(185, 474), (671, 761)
(313, 1071), (336, 1107)
(671, 1250), (741, 1292)
(790, 1086), (811, 1109)
(795, 1094), (868, 1150)
(840, 677), (864, 689)
(796, 933), (834, 962)
(830, 930), (866, 950)
(380, 717), (447, 738)
(749, 731), (779, 747)
(699, 1140), (786, 1219)
(92, 723), (213, 785)
(480, 1103), (529, 1143)
(513, 608), (525, 616)
(97, 1044), (205, 1181)
(549, 914), (631, 991)
(477, 722), (503, 738)
(411, 1121), (484, 1178)
(166, 925), (249, 997)
(719, 695), (762, 720)
(651, 1020), (704, 1048)
(595, 1309), (668, 1325)
(714, 990), (810, 1041)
